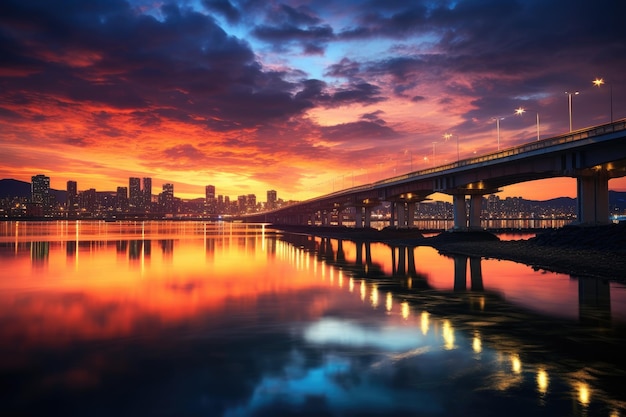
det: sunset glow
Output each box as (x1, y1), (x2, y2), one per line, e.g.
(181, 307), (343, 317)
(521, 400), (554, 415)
(1, 0), (625, 201)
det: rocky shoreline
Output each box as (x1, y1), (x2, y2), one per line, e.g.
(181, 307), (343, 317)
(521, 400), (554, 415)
(273, 223), (626, 281)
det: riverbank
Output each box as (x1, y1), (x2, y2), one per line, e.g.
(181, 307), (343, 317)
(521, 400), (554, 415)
(274, 223), (626, 281)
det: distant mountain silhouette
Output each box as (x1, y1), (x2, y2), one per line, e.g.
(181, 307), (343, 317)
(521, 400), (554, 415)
(0, 178), (67, 202)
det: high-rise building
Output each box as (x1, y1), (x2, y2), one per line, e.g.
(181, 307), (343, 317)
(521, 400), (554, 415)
(67, 180), (78, 214)
(237, 195), (247, 213)
(129, 177), (141, 211)
(143, 177), (152, 212)
(31, 174), (50, 205)
(80, 188), (97, 215)
(205, 185), (216, 214)
(161, 183), (174, 214)
(117, 187), (129, 212)
(267, 190), (277, 210)
(247, 194), (257, 212)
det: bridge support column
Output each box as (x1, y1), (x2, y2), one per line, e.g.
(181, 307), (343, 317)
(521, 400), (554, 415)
(364, 207), (373, 228)
(469, 194), (483, 230)
(407, 202), (416, 228)
(389, 202), (396, 227)
(326, 211), (333, 226)
(337, 210), (343, 226)
(396, 203), (406, 228)
(310, 213), (317, 226)
(354, 207), (363, 228)
(576, 171), (610, 225)
(452, 194), (467, 230)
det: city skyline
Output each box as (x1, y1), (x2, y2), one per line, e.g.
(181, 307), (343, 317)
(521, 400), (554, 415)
(1, 0), (626, 201)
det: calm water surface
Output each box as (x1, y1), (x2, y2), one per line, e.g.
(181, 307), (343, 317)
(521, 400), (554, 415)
(1, 221), (625, 417)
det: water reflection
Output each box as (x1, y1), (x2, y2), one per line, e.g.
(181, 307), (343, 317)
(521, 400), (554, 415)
(0, 221), (625, 416)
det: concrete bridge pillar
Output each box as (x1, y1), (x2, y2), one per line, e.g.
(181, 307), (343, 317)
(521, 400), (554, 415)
(396, 203), (406, 227)
(326, 211), (333, 226)
(389, 202), (396, 227)
(577, 171), (610, 224)
(354, 207), (363, 228)
(337, 210), (343, 226)
(469, 194), (483, 230)
(364, 207), (373, 228)
(407, 202), (416, 228)
(452, 194), (467, 230)
(310, 212), (317, 226)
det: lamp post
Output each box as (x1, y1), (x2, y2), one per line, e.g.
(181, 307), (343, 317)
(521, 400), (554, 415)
(431, 142), (437, 167)
(443, 133), (460, 161)
(514, 107), (540, 141)
(593, 77), (613, 123)
(565, 91), (579, 132)
(492, 117), (504, 150)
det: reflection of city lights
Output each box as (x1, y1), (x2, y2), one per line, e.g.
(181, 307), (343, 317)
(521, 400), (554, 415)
(338, 271), (343, 288)
(360, 280), (366, 301)
(536, 369), (549, 394)
(401, 302), (410, 320)
(330, 268), (334, 284)
(472, 332), (482, 353)
(442, 320), (454, 350)
(511, 354), (522, 374)
(420, 311), (429, 335)
(370, 284), (379, 308)
(349, 278), (354, 293)
(578, 382), (590, 406)
(386, 292), (393, 312)
(406, 277), (412, 289)
(479, 297), (485, 310)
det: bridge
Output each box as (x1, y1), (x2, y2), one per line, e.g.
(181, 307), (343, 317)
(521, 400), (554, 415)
(248, 119), (626, 229)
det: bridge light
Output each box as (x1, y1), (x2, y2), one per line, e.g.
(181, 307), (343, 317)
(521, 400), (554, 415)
(593, 77), (613, 122)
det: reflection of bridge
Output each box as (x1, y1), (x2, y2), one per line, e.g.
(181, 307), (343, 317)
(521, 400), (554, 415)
(250, 120), (626, 228)
(279, 233), (613, 325)
(278, 232), (624, 407)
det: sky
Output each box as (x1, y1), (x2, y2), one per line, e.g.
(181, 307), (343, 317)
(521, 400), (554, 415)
(1, 0), (625, 202)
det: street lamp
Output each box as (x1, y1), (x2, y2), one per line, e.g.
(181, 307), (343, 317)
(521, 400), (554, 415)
(443, 132), (460, 161)
(514, 107), (540, 141)
(593, 77), (613, 122)
(492, 117), (504, 150)
(565, 91), (579, 132)
(431, 141), (438, 167)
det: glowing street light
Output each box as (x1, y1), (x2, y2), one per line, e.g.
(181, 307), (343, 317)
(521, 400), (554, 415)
(593, 77), (613, 122)
(514, 107), (540, 141)
(565, 91), (579, 132)
(431, 141), (438, 167)
(443, 132), (460, 161)
(492, 117), (505, 150)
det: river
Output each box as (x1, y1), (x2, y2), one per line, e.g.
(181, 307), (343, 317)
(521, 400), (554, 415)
(1, 221), (625, 416)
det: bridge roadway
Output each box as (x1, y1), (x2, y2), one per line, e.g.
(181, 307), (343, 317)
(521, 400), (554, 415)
(248, 119), (626, 229)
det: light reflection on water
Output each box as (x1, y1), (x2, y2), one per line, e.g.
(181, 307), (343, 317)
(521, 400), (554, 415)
(0, 220), (625, 417)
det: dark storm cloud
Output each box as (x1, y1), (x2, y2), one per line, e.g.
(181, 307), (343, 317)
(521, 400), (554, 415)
(250, 2), (333, 54)
(252, 23), (334, 55)
(202, 0), (242, 24)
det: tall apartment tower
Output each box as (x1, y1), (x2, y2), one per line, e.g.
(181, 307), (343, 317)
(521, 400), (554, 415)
(117, 186), (129, 212)
(267, 190), (277, 210)
(31, 174), (50, 205)
(205, 185), (216, 214)
(67, 180), (78, 213)
(143, 177), (152, 212)
(129, 177), (142, 211)
(162, 183), (174, 214)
